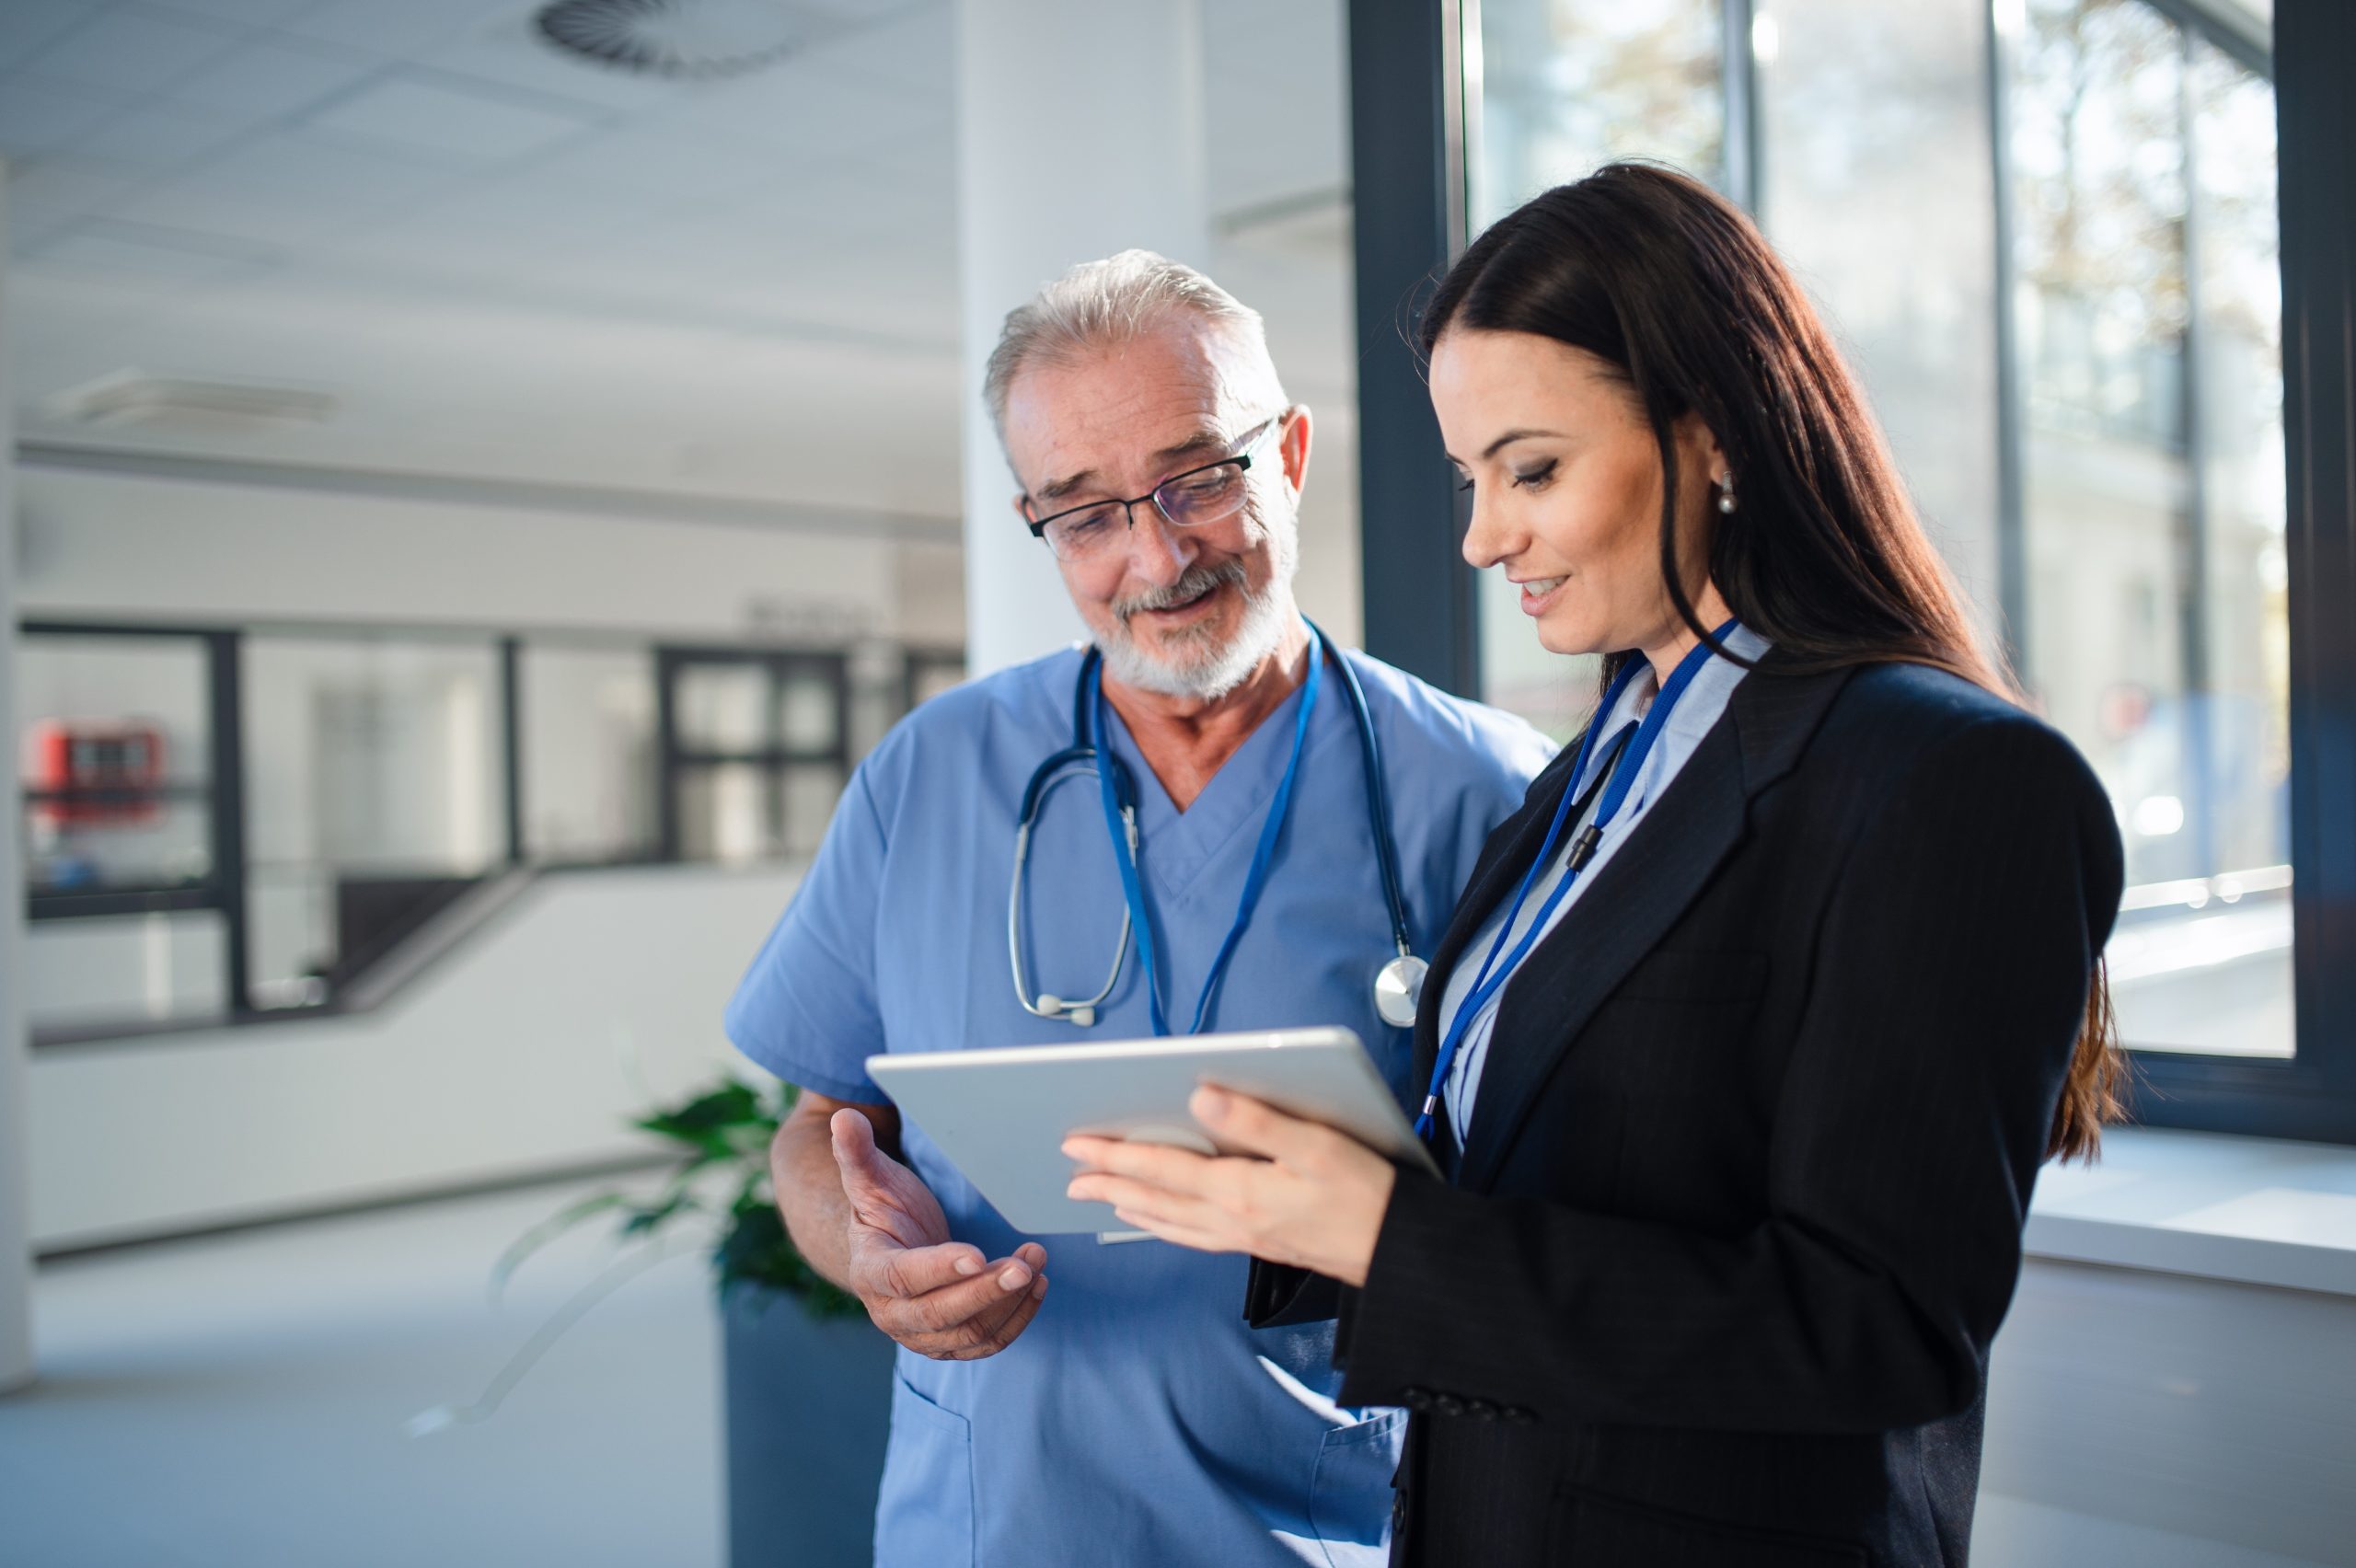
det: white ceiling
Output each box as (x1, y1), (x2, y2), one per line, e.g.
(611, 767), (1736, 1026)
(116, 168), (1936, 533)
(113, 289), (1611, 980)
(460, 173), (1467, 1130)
(0, 0), (1353, 533)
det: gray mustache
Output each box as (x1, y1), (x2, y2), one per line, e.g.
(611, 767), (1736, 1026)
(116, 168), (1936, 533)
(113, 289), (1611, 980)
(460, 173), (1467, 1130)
(1114, 560), (1248, 622)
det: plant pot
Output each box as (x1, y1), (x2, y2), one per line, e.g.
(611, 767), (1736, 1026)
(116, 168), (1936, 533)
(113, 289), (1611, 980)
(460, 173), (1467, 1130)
(722, 1286), (896, 1568)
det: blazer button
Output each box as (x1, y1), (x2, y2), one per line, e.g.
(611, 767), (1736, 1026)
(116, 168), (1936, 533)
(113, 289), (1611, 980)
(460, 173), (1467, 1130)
(1503, 1404), (1536, 1424)
(1399, 1386), (1433, 1412)
(1463, 1398), (1496, 1420)
(1432, 1393), (1465, 1417)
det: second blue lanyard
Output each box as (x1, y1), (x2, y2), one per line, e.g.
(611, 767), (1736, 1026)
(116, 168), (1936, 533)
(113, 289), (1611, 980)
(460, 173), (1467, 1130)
(1091, 626), (1327, 1037)
(1415, 624), (1738, 1138)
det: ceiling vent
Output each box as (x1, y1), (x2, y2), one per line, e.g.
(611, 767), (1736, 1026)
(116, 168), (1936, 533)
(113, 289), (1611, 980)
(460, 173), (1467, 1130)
(47, 371), (338, 432)
(534, 0), (808, 77)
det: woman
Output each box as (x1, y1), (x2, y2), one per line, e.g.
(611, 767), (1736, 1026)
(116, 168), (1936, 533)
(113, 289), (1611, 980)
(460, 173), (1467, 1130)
(1063, 163), (2124, 1566)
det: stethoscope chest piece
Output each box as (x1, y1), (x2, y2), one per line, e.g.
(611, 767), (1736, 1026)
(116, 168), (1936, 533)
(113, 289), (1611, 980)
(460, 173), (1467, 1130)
(1374, 953), (1427, 1030)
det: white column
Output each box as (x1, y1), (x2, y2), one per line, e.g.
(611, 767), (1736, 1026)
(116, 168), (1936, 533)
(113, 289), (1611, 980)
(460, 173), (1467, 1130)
(0, 159), (34, 1394)
(954, 0), (1212, 677)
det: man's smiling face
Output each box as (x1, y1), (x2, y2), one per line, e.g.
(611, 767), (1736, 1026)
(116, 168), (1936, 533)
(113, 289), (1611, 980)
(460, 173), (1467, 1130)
(1002, 313), (1306, 701)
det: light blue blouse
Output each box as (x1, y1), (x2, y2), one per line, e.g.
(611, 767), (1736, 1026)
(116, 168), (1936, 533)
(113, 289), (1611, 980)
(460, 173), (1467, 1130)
(1436, 626), (1773, 1147)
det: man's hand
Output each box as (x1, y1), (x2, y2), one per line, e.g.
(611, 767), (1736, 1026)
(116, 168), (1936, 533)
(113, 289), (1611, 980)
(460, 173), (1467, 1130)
(831, 1109), (1049, 1360)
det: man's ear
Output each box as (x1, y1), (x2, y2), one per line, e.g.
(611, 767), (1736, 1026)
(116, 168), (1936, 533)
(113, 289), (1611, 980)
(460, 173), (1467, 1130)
(1278, 405), (1311, 497)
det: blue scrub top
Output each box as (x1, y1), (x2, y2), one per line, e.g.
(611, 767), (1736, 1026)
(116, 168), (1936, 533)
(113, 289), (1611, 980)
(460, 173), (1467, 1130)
(726, 641), (1550, 1568)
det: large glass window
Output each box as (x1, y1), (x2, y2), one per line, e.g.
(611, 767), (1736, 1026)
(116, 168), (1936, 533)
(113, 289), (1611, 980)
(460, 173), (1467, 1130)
(1462, 0), (2290, 1062)
(1470, 0), (1727, 740)
(2008, 0), (2288, 1055)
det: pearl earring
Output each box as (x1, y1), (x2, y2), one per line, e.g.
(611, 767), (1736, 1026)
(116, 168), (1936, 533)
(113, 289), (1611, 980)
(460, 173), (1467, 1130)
(1716, 473), (1738, 514)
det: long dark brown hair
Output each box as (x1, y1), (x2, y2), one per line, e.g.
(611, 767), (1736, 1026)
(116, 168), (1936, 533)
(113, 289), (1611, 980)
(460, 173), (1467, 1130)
(1420, 162), (2119, 1162)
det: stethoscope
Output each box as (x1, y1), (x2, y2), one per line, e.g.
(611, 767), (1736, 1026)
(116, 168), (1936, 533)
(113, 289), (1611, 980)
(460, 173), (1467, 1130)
(1008, 622), (1425, 1035)
(1414, 620), (1740, 1140)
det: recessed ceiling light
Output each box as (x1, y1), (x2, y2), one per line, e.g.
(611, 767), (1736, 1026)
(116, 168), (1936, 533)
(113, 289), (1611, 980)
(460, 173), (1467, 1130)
(535, 0), (807, 78)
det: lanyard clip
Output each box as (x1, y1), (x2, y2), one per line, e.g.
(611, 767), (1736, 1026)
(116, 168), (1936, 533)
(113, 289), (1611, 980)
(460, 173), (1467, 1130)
(1566, 824), (1604, 872)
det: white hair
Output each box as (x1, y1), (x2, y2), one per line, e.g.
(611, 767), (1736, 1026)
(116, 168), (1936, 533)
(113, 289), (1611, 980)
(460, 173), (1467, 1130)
(983, 249), (1288, 453)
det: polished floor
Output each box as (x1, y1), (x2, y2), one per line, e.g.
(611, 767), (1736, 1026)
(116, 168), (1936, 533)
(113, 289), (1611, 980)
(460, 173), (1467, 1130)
(0, 1179), (723, 1568)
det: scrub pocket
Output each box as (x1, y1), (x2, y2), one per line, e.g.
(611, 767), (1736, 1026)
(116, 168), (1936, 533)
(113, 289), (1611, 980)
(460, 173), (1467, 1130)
(872, 1371), (976, 1568)
(1309, 1408), (1406, 1568)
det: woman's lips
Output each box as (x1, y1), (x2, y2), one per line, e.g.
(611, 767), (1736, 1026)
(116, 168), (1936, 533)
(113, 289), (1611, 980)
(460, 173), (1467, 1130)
(1518, 575), (1568, 617)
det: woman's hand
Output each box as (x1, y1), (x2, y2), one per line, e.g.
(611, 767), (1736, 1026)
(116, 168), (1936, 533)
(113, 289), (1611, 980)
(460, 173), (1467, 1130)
(1062, 1086), (1397, 1286)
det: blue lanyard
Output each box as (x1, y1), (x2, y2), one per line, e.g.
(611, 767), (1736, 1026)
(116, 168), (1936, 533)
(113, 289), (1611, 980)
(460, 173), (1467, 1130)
(1415, 624), (1738, 1138)
(1091, 626), (1327, 1036)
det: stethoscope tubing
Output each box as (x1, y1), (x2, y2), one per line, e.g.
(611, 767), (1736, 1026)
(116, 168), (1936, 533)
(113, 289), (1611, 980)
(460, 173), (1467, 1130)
(1007, 620), (1416, 1033)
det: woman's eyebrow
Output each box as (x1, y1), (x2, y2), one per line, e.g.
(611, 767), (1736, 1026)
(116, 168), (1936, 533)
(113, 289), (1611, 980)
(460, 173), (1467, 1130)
(1482, 428), (1563, 459)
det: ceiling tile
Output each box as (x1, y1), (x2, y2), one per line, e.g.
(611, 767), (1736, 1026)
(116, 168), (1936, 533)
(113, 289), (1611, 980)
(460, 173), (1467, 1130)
(662, 58), (927, 159)
(525, 122), (780, 207)
(0, 74), (135, 158)
(146, 0), (316, 26)
(791, 2), (951, 98)
(302, 68), (608, 164)
(3, 155), (150, 249)
(420, 12), (684, 116)
(169, 127), (459, 208)
(167, 35), (376, 121)
(17, 4), (242, 96)
(72, 100), (250, 174)
(0, 0), (98, 75)
(276, 0), (512, 60)
(23, 213), (278, 287)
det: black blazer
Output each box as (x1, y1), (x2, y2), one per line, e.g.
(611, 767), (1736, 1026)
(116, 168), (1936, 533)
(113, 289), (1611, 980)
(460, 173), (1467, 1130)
(1248, 655), (2124, 1567)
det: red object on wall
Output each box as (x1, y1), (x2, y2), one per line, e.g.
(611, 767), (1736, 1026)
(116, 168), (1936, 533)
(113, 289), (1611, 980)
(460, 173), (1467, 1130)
(26, 721), (167, 826)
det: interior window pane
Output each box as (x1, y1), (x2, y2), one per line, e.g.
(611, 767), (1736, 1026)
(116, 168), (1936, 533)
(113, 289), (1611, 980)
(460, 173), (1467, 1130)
(676, 663), (770, 755)
(25, 911), (227, 1032)
(1469, 0), (1726, 739)
(521, 645), (658, 860)
(778, 665), (840, 755)
(242, 638), (505, 876)
(1471, 0), (1727, 231)
(781, 762), (848, 859)
(246, 864), (337, 1010)
(17, 635), (216, 891)
(2009, 0), (2290, 1057)
(677, 763), (780, 865)
(1760, 0), (2004, 641)
(23, 798), (211, 893)
(17, 636), (212, 787)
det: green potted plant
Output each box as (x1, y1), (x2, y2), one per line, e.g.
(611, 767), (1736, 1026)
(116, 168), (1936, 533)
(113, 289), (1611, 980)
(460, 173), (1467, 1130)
(418, 1079), (895, 1568)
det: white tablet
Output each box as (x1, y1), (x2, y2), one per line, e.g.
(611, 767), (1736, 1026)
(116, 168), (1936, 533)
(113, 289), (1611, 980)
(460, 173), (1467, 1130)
(866, 1026), (1438, 1237)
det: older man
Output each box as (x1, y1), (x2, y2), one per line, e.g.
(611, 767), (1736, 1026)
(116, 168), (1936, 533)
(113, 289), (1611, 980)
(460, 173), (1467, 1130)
(725, 252), (1548, 1566)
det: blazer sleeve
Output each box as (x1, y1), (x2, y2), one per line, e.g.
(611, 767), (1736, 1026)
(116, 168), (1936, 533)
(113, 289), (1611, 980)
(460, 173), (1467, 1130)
(1333, 715), (2125, 1434)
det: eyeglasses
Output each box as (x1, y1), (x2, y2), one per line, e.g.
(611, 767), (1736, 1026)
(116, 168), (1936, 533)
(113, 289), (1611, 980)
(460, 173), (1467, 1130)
(1023, 415), (1284, 563)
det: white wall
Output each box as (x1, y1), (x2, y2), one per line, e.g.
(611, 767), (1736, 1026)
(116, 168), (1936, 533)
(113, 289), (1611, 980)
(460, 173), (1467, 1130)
(14, 466), (918, 640)
(26, 863), (798, 1250)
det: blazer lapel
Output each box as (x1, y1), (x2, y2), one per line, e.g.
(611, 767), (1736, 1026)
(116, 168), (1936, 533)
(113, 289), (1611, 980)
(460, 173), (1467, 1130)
(1452, 656), (1857, 1193)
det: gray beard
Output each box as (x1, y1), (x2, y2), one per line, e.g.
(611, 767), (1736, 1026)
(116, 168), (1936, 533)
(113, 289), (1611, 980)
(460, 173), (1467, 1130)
(1098, 559), (1294, 702)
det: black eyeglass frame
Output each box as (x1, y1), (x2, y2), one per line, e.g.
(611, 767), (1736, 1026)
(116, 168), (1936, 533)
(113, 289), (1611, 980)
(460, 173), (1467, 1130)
(1022, 412), (1289, 551)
